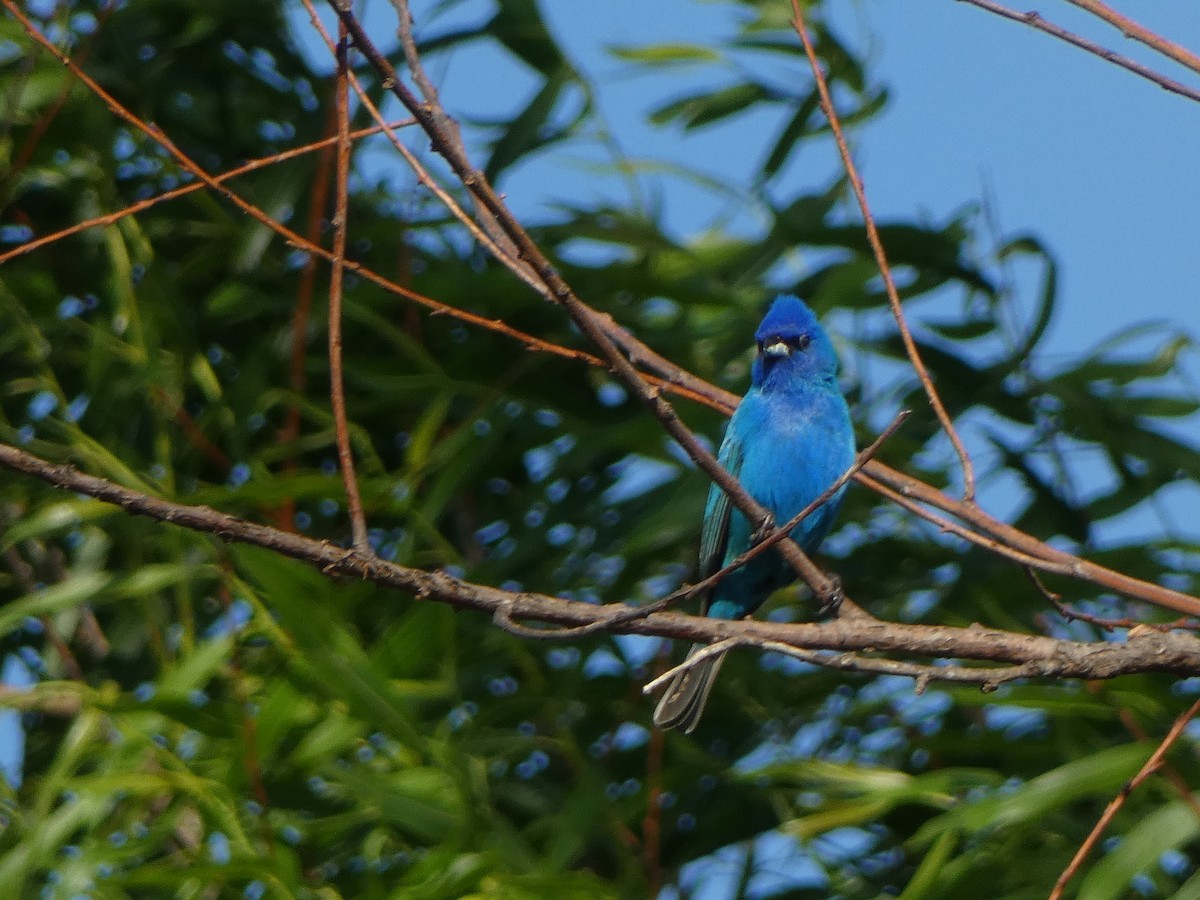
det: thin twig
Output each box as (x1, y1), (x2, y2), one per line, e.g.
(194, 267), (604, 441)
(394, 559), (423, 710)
(858, 465), (1200, 617)
(386, 0), (439, 102)
(1049, 697), (1200, 900)
(789, 1), (977, 502)
(642, 728), (665, 893)
(861, 472), (1079, 573)
(642, 635), (1043, 697)
(0, 121), (414, 268)
(279, 100), (340, 531)
(1093, 683), (1200, 823)
(298, 0), (544, 295)
(328, 27), (370, 552)
(956, 0), (1200, 105)
(385, 0), (527, 266)
(1061, 0), (1200, 80)
(1026, 567), (1200, 633)
(150, 387), (232, 470)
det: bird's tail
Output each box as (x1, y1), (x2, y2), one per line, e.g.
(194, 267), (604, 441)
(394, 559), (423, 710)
(652, 644), (727, 733)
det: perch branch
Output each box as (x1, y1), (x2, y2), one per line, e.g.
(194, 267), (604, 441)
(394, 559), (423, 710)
(6, 443), (1200, 689)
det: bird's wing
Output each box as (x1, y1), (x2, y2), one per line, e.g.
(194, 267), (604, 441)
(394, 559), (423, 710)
(697, 428), (743, 592)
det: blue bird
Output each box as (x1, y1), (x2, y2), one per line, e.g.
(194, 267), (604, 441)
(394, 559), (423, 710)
(653, 295), (856, 733)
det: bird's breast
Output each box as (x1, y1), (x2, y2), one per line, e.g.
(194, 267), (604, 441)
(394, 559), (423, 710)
(735, 388), (854, 525)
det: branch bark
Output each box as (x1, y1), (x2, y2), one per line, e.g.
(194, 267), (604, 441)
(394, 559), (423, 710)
(957, 0), (1200, 105)
(4, 441), (1200, 688)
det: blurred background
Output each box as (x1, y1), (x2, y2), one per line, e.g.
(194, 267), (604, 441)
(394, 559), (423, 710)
(1, 0), (1199, 896)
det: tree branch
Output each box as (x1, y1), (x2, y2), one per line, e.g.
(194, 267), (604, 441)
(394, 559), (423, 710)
(328, 26), (370, 552)
(1049, 696), (1200, 900)
(1061, 0), (1200, 81)
(5, 442), (1200, 687)
(956, 0), (1200, 105)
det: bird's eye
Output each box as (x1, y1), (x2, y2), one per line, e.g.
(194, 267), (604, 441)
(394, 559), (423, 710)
(790, 334), (812, 351)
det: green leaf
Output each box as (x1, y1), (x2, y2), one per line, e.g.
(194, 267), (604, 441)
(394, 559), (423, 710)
(609, 43), (722, 64)
(650, 82), (777, 130)
(899, 830), (958, 900)
(232, 546), (426, 751)
(1078, 799), (1200, 900)
(0, 572), (111, 637)
(914, 743), (1150, 843)
(484, 67), (586, 183)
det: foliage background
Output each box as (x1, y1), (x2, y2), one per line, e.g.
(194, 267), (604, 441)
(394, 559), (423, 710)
(1, 0), (1199, 897)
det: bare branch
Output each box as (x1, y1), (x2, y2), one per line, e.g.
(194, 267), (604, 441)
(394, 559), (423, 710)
(956, 0), (1200, 105)
(644, 637), (1047, 697)
(6, 442), (1200, 688)
(328, 26), (370, 552)
(1061, 0), (1200, 81)
(1049, 697), (1200, 899)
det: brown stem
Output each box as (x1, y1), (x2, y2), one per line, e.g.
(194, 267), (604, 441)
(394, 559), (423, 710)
(1049, 697), (1200, 899)
(328, 28), (370, 552)
(1061, 0), (1200, 79)
(6, 442), (1200, 687)
(277, 101), (340, 531)
(956, 0), (1200, 105)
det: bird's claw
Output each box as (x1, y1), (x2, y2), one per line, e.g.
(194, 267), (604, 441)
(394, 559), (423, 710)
(750, 517), (776, 546)
(816, 573), (843, 616)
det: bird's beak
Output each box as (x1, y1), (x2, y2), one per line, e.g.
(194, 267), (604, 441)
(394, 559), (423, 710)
(763, 340), (790, 358)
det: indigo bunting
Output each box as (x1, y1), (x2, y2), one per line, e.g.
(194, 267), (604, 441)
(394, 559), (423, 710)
(653, 295), (855, 733)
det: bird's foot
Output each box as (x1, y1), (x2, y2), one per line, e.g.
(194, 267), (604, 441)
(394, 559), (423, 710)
(750, 516), (777, 546)
(816, 573), (843, 617)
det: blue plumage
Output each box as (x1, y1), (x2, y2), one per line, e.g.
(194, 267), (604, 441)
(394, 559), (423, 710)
(653, 296), (855, 733)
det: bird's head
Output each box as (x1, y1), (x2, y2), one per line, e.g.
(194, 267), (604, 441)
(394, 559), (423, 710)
(750, 295), (839, 390)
